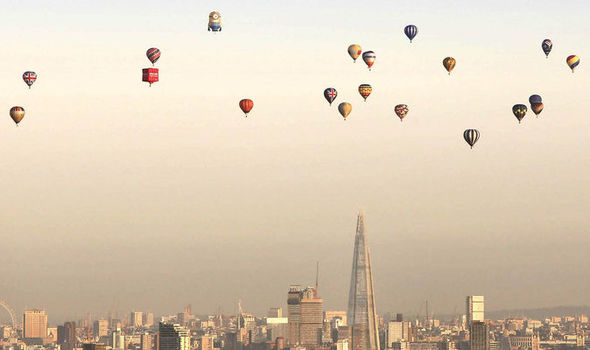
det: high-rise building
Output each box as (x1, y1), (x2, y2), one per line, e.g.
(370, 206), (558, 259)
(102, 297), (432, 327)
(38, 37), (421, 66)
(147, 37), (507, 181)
(144, 313), (155, 328)
(158, 323), (190, 350)
(300, 287), (323, 348)
(58, 322), (77, 350)
(466, 296), (484, 327)
(347, 213), (380, 350)
(288, 285), (302, 346)
(470, 321), (489, 350)
(141, 333), (154, 350)
(23, 309), (48, 339)
(200, 335), (214, 350)
(94, 320), (109, 338)
(131, 312), (144, 328)
(287, 285), (323, 349)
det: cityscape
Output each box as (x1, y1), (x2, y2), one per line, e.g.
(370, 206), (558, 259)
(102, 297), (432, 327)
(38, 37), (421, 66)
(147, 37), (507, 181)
(1, 214), (587, 350)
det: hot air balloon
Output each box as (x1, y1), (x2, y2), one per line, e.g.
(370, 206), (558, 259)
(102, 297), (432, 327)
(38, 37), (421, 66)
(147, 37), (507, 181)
(23, 71), (37, 89)
(567, 55), (580, 72)
(348, 44), (362, 62)
(338, 102), (352, 120)
(512, 104), (527, 123)
(208, 11), (222, 32)
(463, 129), (480, 149)
(529, 94), (542, 104)
(358, 84), (372, 101)
(362, 51), (376, 70)
(542, 39), (552, 58)
(142, 68), (159, 86)
(531, 103), (544, 117)
(239, 99), (254, 117)
(146, 48), (161, 66)
(324, 88), (337, 105)
(404, 25), (418, 43)
(394, 104), (409, 121)
(443, 57), (456, 75)
(10, 106), (25, 126)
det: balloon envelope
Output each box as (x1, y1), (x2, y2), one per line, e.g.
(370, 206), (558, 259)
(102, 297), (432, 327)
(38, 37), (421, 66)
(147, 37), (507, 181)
(23, 71), (37, 88)
(362, 51), (376, 70)
(542, 39), (552, 57)
(358, 84), (372, 101)
(443, 57), (456, 74)
(10, 106), (25, 125)
(146, 48), (161, 65)
(567, 55), (580, 72)
(512, 104), (527, 123)
(348, 44), (362, 62)
(208, 11), (222, 32)
(463, 129), (480, 148)
(529, 94), (542, 104)
(395, 104), (409, 121)
(324, 88), (337, 105)
(239, 99), (254, 116)
(404, 25), (418, 42)
(338, 102), (352, 120)
(531, 103), (544, 116)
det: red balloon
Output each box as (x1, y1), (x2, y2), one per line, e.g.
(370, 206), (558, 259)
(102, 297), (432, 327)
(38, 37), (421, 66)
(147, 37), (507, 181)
(239, 99), (254, 116)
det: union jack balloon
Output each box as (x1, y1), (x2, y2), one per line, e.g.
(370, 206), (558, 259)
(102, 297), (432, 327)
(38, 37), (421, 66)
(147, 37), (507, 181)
(146, 48), (161, 66)
(23, 71), (37, 89)
(323, 88), (337, 106)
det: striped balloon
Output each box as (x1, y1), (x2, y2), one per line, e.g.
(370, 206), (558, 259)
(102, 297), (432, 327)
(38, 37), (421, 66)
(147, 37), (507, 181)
(394, 104), (409, 121)
(542, 39), (552, 58)
(324, 88), (337, 105)
(531, 103), (544, 116)
(22, 71), (37, 89)
(404, 25), (418, 42)
(463, 129), (480, 149)
(146, 48), (161, 65)
(362, 51), (376, 70)
(358, 84), (372, 101)
(566, 55), (580, 72)
(239, 99), (254, 117)
(512, 104), (527, 123)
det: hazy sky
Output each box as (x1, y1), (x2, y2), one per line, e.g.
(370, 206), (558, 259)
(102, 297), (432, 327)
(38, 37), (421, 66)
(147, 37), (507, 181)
(1, 0), (590, 325)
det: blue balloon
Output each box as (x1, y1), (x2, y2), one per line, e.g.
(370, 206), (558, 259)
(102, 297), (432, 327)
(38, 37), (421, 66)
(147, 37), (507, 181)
(404, 25), (418, 42)
(529, 94), (542, 104)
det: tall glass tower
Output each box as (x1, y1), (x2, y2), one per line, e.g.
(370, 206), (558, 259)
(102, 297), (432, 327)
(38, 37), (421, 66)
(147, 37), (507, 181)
(347, 212), (380, 350)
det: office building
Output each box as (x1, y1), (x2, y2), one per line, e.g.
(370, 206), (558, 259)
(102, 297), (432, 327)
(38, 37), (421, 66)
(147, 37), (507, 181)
(131, 312), (144, 328)
(23, 309), (48, 339)
(94, 320), (109, 337)
(347, 213), (380, 350)
(200, 335), (214, 350)
(466, 296), (484, 327)
(287, 285), (323, 349)
(158, 323), (190, 350)
(141, 333), (154, 350)
(470, 321), (489, 350)
(58, 322), (76, 350)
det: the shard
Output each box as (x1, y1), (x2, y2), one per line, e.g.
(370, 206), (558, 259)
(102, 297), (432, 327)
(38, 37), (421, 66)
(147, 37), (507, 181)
(347, 212), (380, 350)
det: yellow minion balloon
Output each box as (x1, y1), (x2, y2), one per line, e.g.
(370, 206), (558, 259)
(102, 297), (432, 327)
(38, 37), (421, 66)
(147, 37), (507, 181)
(208, 11), (222, 32)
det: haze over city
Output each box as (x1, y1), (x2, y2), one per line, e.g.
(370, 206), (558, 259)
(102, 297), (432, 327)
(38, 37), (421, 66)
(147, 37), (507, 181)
(1, 0), (590, 328)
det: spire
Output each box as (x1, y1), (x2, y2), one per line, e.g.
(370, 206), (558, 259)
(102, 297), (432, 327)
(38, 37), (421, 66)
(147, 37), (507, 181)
(314, 261), (320, 298)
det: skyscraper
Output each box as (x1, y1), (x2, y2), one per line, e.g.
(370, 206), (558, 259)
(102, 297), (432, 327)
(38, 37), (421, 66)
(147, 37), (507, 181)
(347, 213), (380, 350)
(158, 323), (190, 350)
(23, 309), (48, 339)
(131, 312), (144, 328)
(57, 321), (76, 350)
(470, 321), (490, 350)
(287, 285), (323, 349)
(465, 296), (485, 327)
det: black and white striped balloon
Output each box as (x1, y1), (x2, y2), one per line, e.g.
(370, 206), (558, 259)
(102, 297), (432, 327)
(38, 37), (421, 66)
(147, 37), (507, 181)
(463, 129), (480, 149)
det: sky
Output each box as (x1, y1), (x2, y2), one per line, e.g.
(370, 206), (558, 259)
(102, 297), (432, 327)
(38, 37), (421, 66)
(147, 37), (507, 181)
(1, 0), (590, 325)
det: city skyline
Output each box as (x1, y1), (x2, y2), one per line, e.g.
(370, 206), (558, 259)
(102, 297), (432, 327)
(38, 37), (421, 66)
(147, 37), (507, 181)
(2, 0), (590, 326)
